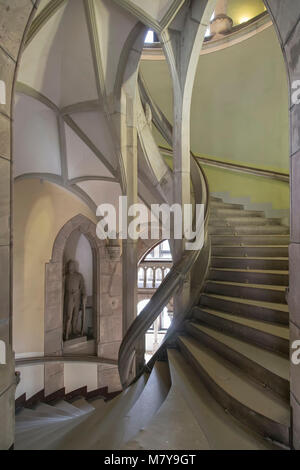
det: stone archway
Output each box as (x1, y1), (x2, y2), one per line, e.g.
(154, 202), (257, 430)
(1, 0), (300, 450)
(44, 214), (104, 395)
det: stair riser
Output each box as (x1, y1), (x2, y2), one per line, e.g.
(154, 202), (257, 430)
(211, 257), (289, 270)
(212, 246), (288, 258)
(199, 295), (289, 325)
(211, 236), (290, 246)
(210, 218), (281, 227)
(208, 270), (289, 286)
(211, 209), (264, 218)
(185, 324), (289, 401)
(178, 338), (290, 447)
(193, 309), (289, 357)
(209, 226), (289, 235)
(205, 282), (287, 304)
(211, 202), (244, 210)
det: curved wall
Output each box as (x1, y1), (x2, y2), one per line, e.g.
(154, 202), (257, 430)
(140, 25), (289, 210)
(13, 179), (96, 356)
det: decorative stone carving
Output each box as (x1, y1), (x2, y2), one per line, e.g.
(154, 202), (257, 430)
(64, 260), (87, 341)
(210, 14), (233, 37)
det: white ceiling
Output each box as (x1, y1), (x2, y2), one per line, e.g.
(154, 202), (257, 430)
(14, 93), (61, 177)
(14, 0), (140, 211)
(14, 0), (179, 212)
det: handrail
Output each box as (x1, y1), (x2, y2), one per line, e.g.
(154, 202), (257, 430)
(117, 75), (211, 388)
(15, 355), (117, 366)
(118, 154), (210, 387)
(160, 146), (289, 183)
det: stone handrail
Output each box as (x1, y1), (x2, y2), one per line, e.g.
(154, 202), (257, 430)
(160, 146), (289, 183)
(118, 154), (210, 387)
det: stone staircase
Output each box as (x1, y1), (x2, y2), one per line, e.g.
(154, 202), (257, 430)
(177, 196), (290, 448)
(15, 196), (290, 449)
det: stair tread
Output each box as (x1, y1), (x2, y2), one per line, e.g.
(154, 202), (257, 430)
(178, 336), (290, 427)
(53, 400), (88, 417)
(212, 256), (289, 260)
(212, 245), (288, 248)
(70, 398), (95, 413)
(206, 280), (287, 291)
(189, 322), (289, 380)
(194, 307), (289, 339)
(210, 268), (289, 275)
(166, 349), (276, 450)
(201, 294), (289, 312)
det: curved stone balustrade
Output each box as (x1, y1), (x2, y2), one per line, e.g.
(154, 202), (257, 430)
(118, 153), (210, 388)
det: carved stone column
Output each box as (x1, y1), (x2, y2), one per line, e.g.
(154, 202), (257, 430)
(161, 0), (217, 318)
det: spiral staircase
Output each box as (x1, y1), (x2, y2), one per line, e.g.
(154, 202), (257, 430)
(15, 194), (290, 450)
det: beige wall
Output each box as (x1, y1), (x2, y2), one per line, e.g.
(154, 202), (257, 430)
(141, 26), (289, 174)
(13, 179), (96, 355)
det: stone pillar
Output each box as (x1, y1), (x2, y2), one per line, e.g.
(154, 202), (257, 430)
(0, 0), (38, 450)
(122, 124), (138, 336)
(264, 0), (300, 450)
(161, 0), (217, 317)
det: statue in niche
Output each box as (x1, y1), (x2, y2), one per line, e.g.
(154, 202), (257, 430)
(64, 260), (87, 341)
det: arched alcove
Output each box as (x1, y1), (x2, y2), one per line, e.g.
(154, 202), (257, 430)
(44, 214), (104, 360)
(63, 231), (95, 342)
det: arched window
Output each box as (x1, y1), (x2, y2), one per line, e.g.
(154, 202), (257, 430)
(138, 267), (145, 288)
(146, 267), (154, 288)
(155, 268), (162, 287)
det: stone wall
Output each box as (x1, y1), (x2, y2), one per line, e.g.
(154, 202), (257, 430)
(0, 0), (40, 450)
(264, 0), (300, 450)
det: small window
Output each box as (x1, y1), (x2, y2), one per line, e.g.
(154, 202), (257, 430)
(145, 30), (154, 44)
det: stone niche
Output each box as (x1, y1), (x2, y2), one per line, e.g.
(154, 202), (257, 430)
(44, 214), (123, 395)
(44, 215), (102, 358)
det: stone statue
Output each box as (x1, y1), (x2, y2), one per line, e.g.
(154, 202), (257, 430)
(64, 260), (87, 341)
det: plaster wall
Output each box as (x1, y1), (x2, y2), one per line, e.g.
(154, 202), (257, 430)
(13, 179), (96, 356)
(141, 26), (289, 174)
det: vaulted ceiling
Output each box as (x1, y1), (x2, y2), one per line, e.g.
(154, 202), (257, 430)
(14, 0), (154, 211)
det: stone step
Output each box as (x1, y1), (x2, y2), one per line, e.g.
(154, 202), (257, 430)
(185, 322), (289, 400)
(211, 235), (290, 246)
(211, 245), (288, 258)
(52, 400), (89, 417)
(69, 398), (95, 414)
(33, 402), (72, 419)
(210, 202), (245, 210)
(208, 268), (289, 286)
(211, 208), (265, 218)
(205, 280), (287, 304)
(177, 335), (290, 446)
(54, 374), (149, 449)
(103, 362), (171, 450)
(15, 410), (90, 450)
(191, 306), (289, 356)
(210, 196), (223, 202)
(211, 256), (289, 270)
(165, 349), (277, 449)
(209, 217), (282, 227)
(199, 294), (289, 325)
(209, 225), (289, 235)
